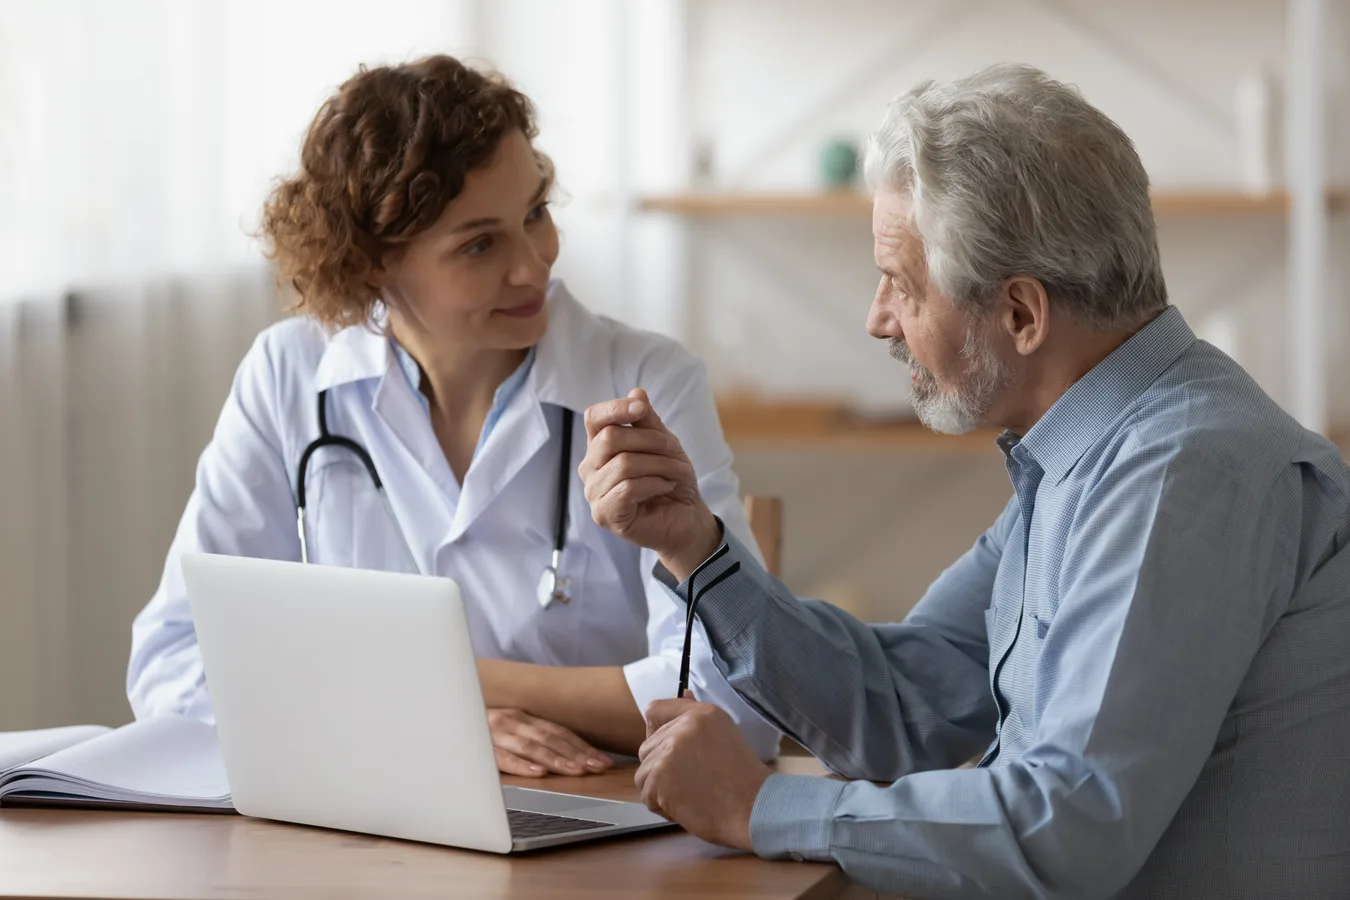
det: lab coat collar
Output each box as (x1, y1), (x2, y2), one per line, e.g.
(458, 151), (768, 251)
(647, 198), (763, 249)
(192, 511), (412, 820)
(312, 318), (392, 393)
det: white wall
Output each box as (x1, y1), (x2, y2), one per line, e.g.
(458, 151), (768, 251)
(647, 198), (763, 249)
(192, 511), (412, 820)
(676, 0), (1349, 422)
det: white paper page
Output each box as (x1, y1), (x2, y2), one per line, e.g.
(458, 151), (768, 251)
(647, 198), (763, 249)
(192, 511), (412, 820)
(22, 716), (229, 800)
(0, 725), (111, 773)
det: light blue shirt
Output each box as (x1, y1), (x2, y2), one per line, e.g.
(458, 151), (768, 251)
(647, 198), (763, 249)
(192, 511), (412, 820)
(670, 307), (1350, 898)
(390, 339), (536, 460)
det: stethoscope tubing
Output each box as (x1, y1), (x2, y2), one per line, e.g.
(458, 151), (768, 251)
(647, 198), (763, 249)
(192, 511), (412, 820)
(294, 390), (571, 596)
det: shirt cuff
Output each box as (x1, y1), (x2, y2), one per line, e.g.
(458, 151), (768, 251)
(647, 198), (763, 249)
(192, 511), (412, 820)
(621, 652), (678, 720)
(750, 773), (846, 862)
(650, 515), (730, 592)
(669, 528), (764, 649)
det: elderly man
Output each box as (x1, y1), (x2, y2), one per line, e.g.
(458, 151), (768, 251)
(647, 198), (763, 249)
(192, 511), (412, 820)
(579, 64), (1350, 899)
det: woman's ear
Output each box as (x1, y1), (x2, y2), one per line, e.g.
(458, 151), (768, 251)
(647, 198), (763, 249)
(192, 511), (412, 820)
(997, 275), (1051, 356)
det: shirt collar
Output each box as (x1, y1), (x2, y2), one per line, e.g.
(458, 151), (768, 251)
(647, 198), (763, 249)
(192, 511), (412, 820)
(1016, 305), (1196, 483)
(311, 279), (619, 414)
(388, 338), (536, 411)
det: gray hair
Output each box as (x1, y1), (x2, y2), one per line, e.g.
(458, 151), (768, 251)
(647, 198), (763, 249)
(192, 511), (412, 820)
(864, 63), (1167, 331)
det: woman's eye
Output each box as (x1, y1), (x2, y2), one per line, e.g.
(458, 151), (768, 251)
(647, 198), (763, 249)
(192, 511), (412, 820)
(463, 236), (493, 256)
(525, 201), (550, 223)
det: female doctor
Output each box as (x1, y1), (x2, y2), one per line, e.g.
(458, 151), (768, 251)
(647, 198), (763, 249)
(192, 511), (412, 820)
(126, 55), (778, 775)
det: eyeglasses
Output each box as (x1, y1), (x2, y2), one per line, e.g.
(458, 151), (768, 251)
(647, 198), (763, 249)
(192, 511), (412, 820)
(676, 543), (741, 698)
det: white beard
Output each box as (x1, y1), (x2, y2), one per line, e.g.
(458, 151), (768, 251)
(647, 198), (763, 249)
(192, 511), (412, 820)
(890, 326), (1010, 435)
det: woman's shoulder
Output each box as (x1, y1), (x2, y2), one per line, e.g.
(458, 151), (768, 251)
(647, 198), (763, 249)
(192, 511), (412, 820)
(230, 316), (351, 420)
(249, 315), (333, 370)
(548, 282), (705, 387)
(242, 315), (386, 392)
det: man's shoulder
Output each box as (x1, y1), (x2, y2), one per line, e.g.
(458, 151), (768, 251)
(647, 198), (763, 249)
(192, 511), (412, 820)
(1089, 341), (1347, 489)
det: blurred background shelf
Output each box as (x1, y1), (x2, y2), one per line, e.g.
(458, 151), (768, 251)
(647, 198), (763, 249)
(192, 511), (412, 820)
(640, 189), (1350, 218)
(716, 395), (1000, 453)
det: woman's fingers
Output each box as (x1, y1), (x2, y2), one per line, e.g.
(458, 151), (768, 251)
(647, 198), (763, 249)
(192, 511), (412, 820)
(524, 718), (613, 772)
(494, 746), (547, 777)
(487, 709), (611, 775)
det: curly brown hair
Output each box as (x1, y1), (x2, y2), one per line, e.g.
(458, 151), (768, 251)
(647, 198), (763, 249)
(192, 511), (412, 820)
(260, 55), (552, 329)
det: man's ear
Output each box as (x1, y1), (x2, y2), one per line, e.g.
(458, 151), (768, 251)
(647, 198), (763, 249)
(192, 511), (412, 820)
(995, 275), (1051, 357)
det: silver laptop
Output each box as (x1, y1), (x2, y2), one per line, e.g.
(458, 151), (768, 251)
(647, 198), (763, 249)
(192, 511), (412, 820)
(181, 552), (673, 852)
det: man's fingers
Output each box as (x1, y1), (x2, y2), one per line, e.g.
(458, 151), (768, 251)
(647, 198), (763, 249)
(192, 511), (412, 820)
(582, 388), (676, 441)
(637, 724), (665, 761)
(584, 394), (651, 439)
(638, 766), (660, 814)
(634, 750), (669, 816)
(585, 452), (689, 504)
(495, 747), (547, 777)
(627, 388), (674, 435)
(586, 424), (684, 470)
(596, 478), (678, 523)
(634, 755), (652, 796)
(646, 697), (700, 733)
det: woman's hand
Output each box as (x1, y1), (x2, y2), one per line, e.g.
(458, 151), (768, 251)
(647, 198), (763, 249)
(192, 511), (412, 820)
(487, 708), (613, 777)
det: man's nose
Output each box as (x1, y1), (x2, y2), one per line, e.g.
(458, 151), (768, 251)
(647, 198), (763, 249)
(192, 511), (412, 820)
(867, 290), (902, 341)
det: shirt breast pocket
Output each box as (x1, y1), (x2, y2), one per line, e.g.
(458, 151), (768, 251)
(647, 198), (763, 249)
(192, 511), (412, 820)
(1012, 607), (1054, 724)
(304, 458), (414, 573)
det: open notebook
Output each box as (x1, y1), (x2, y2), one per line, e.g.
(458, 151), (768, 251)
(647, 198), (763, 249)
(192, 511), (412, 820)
(0, 716), (233, 812)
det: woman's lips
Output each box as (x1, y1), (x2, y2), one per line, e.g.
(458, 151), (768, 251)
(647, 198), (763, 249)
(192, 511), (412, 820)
(496, 296), (546, 318)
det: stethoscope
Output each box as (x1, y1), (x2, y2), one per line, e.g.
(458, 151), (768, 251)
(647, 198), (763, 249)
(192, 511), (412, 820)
(294, 389), (576, 607)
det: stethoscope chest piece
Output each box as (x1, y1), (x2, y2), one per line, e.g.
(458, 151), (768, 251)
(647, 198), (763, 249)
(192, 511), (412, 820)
(537, 552), (573, 609)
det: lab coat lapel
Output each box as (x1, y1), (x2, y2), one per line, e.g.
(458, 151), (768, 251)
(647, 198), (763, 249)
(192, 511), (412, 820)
(446, 391), (550, 545)
(367, 360), (457, 574)
(443, 282), (620, 545)
(371, 363), (461, 505)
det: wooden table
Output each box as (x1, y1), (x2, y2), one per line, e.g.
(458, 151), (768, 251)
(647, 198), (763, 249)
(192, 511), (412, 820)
(0, 757), (862, 900)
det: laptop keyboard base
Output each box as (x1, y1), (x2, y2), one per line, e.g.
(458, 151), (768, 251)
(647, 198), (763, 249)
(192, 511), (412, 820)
(507, 807), (614, 840)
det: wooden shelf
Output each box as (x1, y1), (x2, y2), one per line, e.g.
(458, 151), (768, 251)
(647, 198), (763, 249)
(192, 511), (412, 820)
(717, 401), (1350, 456)
(640, 189), (1349, 218)
(643, 191), (872, 217)
(717, 397), (1000, 453)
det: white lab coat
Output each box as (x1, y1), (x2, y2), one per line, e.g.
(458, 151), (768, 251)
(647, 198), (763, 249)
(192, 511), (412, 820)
(127, 281), (779, 759)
